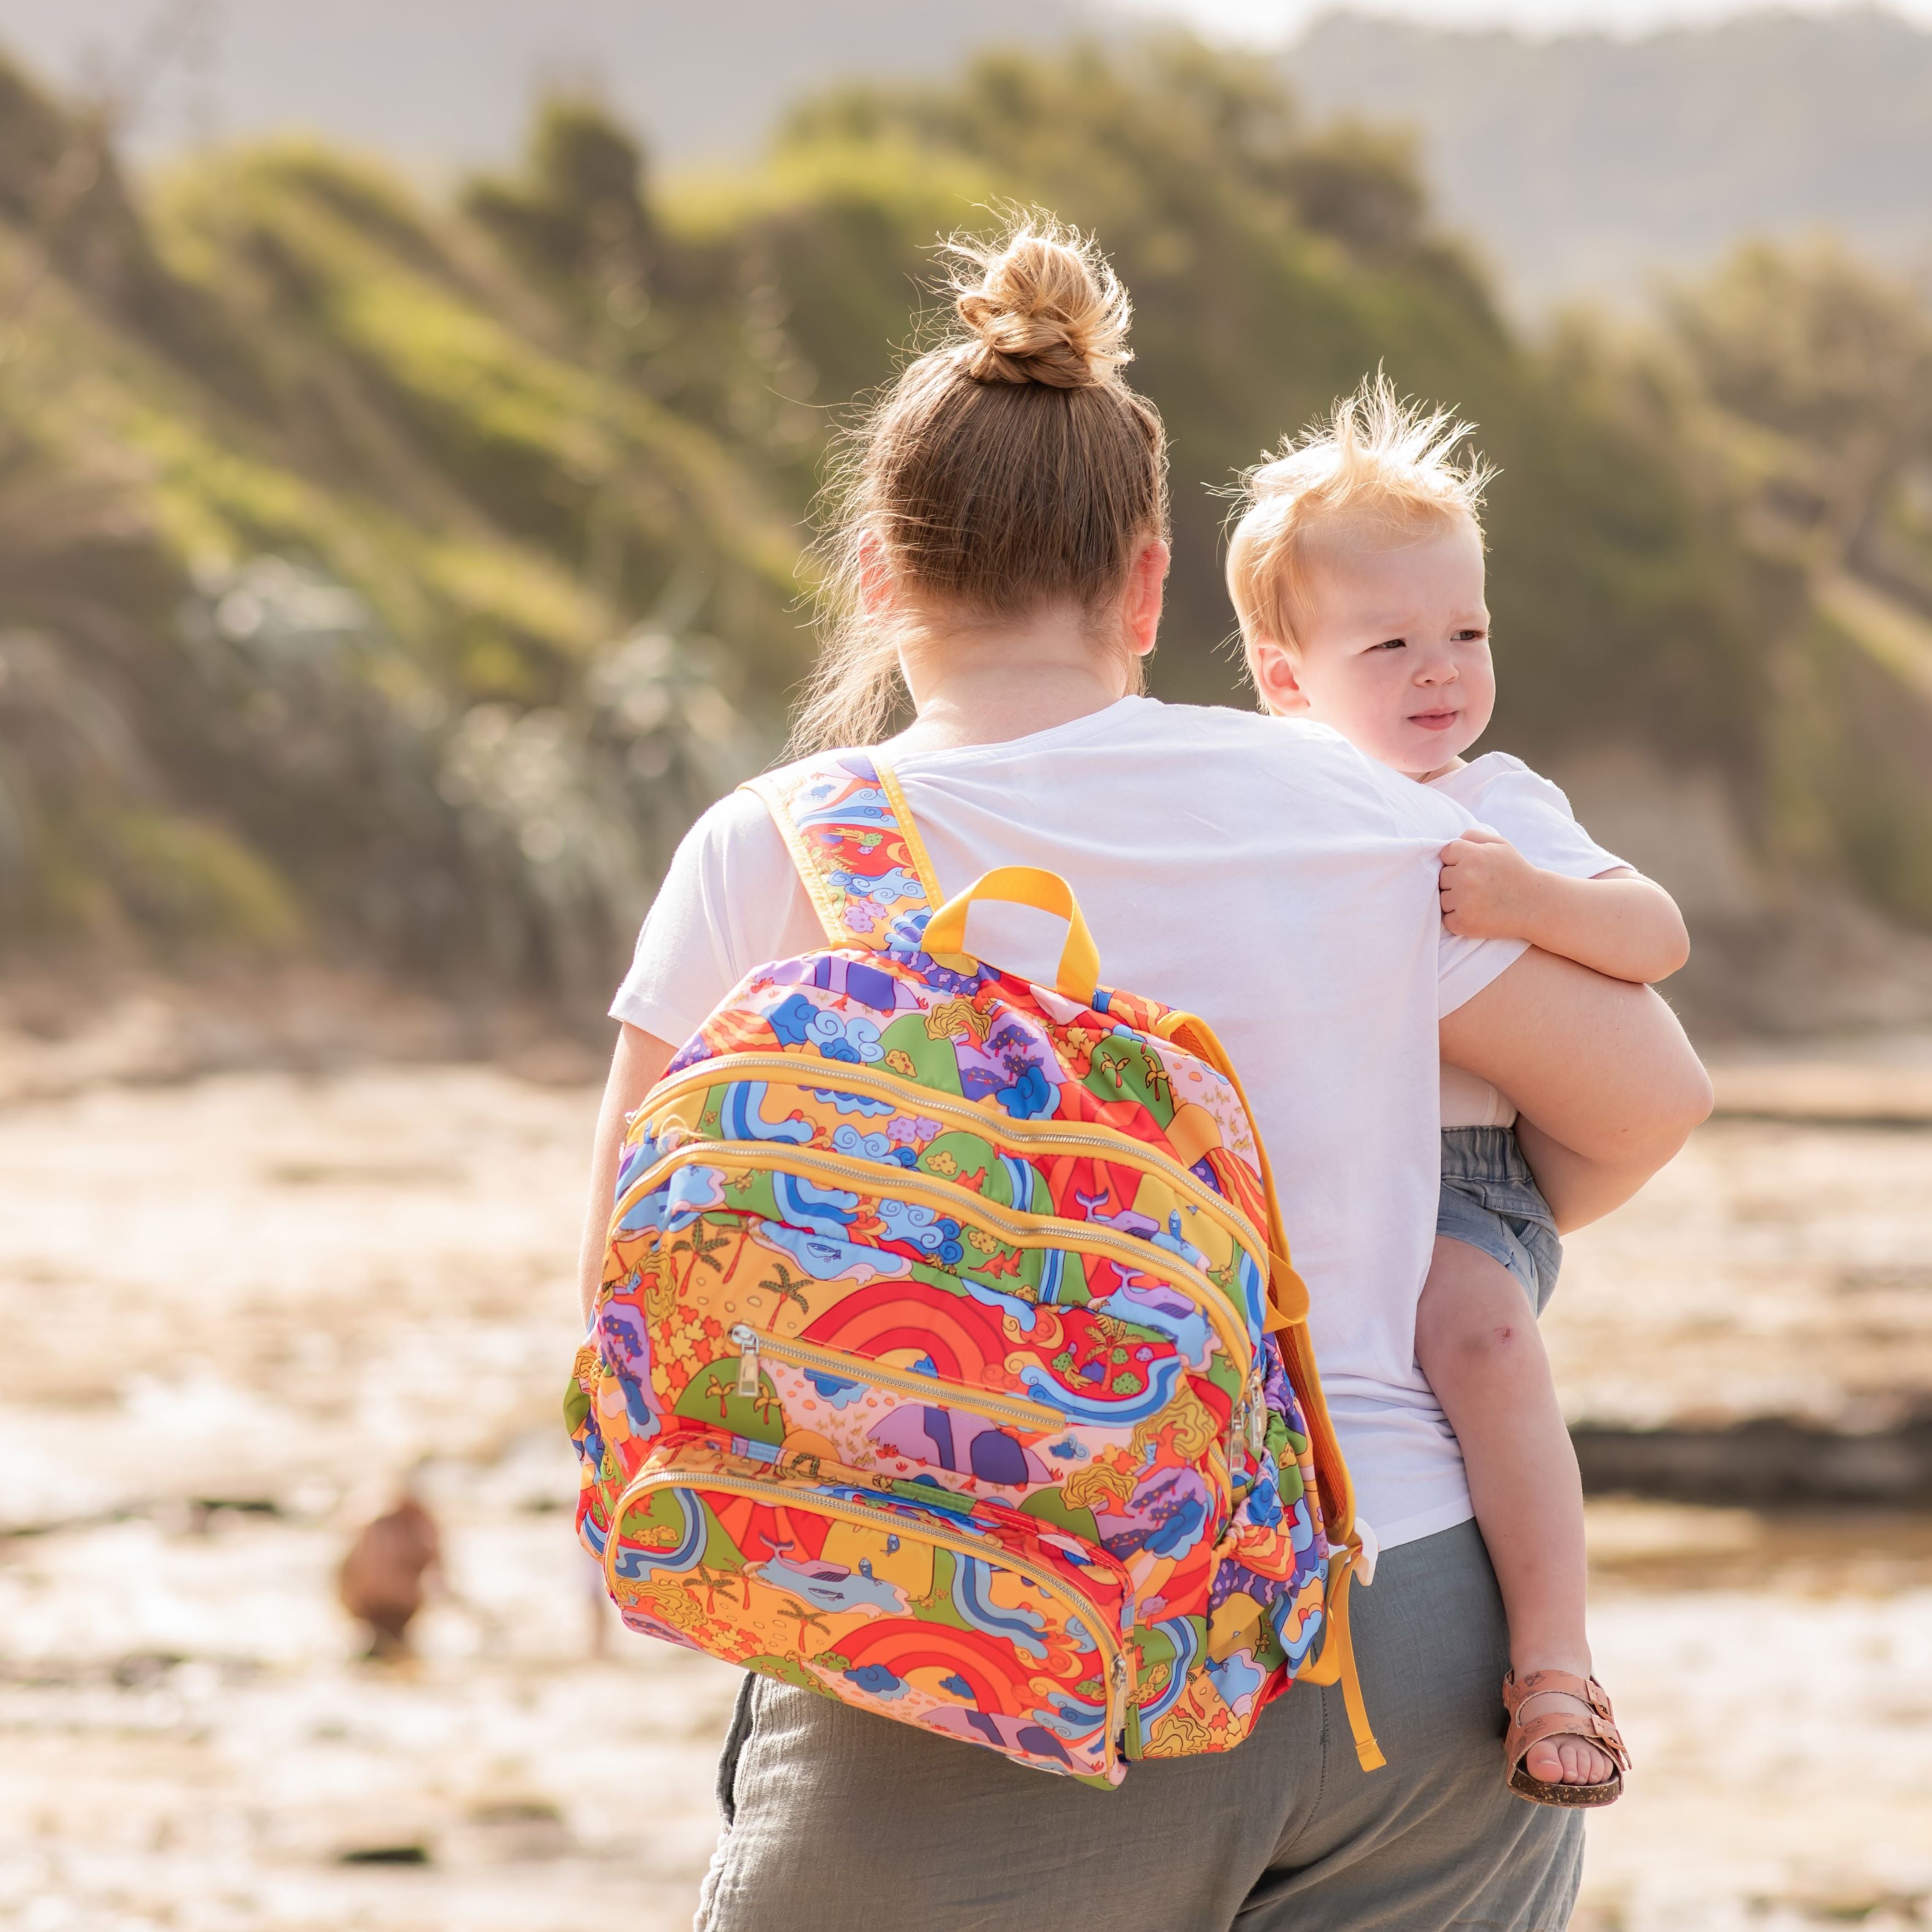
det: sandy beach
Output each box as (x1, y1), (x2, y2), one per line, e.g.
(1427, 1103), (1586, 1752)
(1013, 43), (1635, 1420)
(3, 1057), (1928, 1930)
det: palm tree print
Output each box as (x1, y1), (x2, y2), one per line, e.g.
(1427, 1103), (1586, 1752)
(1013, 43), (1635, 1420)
(757, 1263), (812, 1324)
(670, 1224), (730, 1275)
(778, 1601), (833, 1650)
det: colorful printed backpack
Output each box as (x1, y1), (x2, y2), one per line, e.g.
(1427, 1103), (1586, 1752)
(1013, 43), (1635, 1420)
(567, 752), (1383, 1786)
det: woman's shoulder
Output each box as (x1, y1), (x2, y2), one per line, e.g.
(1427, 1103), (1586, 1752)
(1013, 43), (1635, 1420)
(684, 781), (787, 853)
(1112, 697), (1378, 775)
(1156, 704), (1470, 836)
(661, 784), (801, 910)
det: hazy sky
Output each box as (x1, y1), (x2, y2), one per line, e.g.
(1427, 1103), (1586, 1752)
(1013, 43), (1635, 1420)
(1, 0), (1923, 170)
(1142, 0), (1929, 35)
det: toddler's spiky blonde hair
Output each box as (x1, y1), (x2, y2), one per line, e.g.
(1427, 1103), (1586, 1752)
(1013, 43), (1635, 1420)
(1225, 372), (1494, 686)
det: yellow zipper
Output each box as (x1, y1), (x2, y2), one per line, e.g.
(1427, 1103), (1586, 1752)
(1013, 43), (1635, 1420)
(607, 1460), (1130, 1776)
(644, 1053), (1267, 1262)
(616, 1141), (1253, 1382)
(731, 1323), (1070, 1433)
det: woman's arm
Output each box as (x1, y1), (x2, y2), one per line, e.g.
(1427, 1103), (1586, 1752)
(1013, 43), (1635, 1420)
(576, 1023), (674, 1323)
(1440, 832), (1690, 984)
(1439, 947), (1712, 1233)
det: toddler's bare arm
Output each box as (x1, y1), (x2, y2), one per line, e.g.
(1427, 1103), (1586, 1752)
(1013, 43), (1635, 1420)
(1440, 830), (1689, 985)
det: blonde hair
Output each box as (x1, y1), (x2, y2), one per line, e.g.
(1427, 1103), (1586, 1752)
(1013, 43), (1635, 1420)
(792, 216), (1170, 753)
(1225, 372), (1493, 687)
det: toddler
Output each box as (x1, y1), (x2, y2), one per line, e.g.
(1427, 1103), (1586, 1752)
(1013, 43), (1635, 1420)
(1226, 376), (1689, 1807)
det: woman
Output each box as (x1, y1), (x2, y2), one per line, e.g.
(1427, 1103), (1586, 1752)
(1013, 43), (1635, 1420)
(578, 223), (1710, 1932)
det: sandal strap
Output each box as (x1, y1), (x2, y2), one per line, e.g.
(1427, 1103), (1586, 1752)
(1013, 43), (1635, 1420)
(1502, 1671), (1632, 1773)
(1503, 1667), (1606, 1716)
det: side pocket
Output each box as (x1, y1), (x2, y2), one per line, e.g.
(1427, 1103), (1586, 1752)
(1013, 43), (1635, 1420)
(716, 1671), (757, 1826)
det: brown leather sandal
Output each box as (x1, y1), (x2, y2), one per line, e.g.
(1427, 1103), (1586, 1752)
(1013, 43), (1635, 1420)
(1502, 1669), (1631, 1808)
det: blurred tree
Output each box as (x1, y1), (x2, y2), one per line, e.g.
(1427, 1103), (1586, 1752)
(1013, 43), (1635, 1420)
(1663, 241), (1932, 587)
(463, 101), (656, 308)
(1550, 239), (1932, 927)
(1665, 246), (1932, 925)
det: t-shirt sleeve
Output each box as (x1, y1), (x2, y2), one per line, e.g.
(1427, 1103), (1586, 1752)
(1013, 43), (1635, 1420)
(1471, 763), (1627, 879)
(609, 789), (823, 1046)
(1437, 929), (1530, 1017)
(1400, 774), (1534, 1016)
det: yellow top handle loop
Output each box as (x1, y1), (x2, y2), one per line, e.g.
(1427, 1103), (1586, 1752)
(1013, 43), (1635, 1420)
(921, 867), (1102, 1008)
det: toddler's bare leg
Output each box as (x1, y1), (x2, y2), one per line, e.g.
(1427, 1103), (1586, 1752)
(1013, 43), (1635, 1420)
(1414, 1234), (1614, 1788)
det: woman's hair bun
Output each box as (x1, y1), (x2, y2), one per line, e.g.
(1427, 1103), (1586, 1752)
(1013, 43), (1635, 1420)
(948, 218), (1133, 390)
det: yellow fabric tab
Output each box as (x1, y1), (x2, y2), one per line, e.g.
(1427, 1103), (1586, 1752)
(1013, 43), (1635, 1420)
(921, 867), (1102, 1006)
(1301, 1549), (1386, 1772)
(1264, 1252), (1310, 1329)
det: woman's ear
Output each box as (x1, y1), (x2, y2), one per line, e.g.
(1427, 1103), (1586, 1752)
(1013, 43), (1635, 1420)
(1250, 639), (1309, 715)
(856, 529), (897, 620)
(1122, 539), (1169, 658)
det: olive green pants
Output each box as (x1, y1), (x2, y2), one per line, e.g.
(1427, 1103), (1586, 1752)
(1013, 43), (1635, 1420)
(696, 1517), (1583, 1931)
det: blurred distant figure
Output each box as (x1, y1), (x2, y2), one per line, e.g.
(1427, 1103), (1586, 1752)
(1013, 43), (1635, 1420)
(338, 1490), (442, 1659)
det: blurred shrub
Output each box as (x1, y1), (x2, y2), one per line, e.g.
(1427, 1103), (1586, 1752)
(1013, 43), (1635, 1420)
(0, 627), (300, 953)
(436, 625), (762, 997)
(171, 558), (762, 1001)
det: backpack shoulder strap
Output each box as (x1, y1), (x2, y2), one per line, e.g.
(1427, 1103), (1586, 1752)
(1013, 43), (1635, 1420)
(742, 752), (943, 952)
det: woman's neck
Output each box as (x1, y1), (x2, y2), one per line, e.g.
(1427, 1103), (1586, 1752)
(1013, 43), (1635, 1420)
(890, 603), (1135, 754)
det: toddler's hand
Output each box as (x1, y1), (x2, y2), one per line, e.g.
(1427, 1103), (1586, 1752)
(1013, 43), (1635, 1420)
(1438, 828), (1545, 940)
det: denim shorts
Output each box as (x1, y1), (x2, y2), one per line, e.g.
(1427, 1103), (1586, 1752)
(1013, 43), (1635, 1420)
(1438, 1125), (1562, 1314)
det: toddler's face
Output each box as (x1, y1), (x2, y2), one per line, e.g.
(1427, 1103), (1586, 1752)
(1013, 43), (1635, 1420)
(1253, 520), (1495, 779)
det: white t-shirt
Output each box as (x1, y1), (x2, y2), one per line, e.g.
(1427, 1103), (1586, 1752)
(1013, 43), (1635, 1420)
(1429, 752), (1627, 1131)
(612, 697), (1525, 1550)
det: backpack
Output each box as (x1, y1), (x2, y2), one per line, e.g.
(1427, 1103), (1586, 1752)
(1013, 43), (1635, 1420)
(567, 751), (1382, 1785)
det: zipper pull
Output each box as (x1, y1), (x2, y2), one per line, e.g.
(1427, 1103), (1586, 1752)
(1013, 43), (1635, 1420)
(1246, 1374), (1266, 1456)
(1113, 1649), (1142, 1759)
(733, 1325), (760, 1398)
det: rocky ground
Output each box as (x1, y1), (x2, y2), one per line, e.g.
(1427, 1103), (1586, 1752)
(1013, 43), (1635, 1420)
(1, 1030), (1928, 1931)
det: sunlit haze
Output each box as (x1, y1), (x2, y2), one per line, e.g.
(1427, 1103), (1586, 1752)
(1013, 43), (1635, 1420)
(1130, 0), (1929, 39)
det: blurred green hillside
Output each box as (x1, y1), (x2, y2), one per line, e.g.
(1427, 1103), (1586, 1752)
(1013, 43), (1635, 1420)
(1, 34), (1929, 1017)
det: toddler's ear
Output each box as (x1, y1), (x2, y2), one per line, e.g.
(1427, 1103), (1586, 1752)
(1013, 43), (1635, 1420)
(1251, 639), (1309, 716)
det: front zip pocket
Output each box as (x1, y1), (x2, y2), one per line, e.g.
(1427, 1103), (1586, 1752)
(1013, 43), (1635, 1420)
(601, 1142), (1251, 1538)
(731, 1324), (1066, 1432)
(719, 1322), (1080, 1502)
(641, 1051), (1268, 1260)
(612, 1139), (1254, 1387)
(602, 1438), (1135, 1783)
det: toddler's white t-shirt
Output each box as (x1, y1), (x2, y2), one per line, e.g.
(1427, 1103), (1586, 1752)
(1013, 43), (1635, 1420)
(614, 697), (1525, 1551)
(1428, 752), (1627, 1130)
